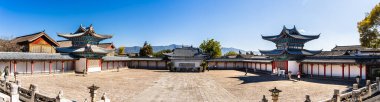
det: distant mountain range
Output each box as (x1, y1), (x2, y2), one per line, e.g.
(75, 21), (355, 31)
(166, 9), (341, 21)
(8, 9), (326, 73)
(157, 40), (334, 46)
(122, 44), (259, 55)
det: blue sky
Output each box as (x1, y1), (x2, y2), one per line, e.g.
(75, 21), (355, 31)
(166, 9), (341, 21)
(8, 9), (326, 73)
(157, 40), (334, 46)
(0, 0), (379, 51)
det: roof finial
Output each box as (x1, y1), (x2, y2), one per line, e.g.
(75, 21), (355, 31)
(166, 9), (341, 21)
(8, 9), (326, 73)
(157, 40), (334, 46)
(283, 25), (287, 29)
(42, 29), (45, 32)
(293, 25), (296, 29)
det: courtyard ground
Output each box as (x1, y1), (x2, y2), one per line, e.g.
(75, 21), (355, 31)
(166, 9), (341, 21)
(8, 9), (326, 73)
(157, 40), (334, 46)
(15, 69), (352, 102)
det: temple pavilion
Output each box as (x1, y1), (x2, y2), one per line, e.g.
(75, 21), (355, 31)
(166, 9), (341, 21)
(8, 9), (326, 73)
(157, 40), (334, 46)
(56, 24), (113, 72)
(260, 26), (322, 75)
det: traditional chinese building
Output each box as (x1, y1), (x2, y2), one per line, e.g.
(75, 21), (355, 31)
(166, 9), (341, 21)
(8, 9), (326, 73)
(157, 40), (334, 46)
(259, 26), (322, 75)
(164, 46), (208, 71)
(56, 24), (112, 72)
(11, 31), (59, 53)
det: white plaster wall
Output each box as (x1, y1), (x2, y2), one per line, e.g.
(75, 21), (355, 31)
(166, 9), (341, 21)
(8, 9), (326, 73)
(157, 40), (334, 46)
(226, 62), (234, 69)
(288, 61), (299, 75)
(0, 61), (10, 73)
(326, 64), (332, 77)
(217, 62), (225, 69)
(331, 64), (342, 77)
(236, 62), (244, 69)
(172, 60), (202, 68)
(148, 61), (157, 68)
(350, 64), (360, 78)
(75, 58), (86, 72)
(140, 61), (148, 68)
(208, 62), (216, 68)
(266, 63), (272, 71)
(158, 61), (166, 68)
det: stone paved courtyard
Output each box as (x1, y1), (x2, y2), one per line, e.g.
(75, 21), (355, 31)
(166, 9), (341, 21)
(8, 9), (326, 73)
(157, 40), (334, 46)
(15, 69), (353, 102)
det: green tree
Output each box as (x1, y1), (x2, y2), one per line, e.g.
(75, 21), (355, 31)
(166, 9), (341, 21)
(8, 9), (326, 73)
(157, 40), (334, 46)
(118, 47), (126, 55)
(153, 49), (172, 57)
(358, 3), (380, 48)
(199, 39), (222, 58)
(224, 51), (238, 56)
(139, 41), (153, 57)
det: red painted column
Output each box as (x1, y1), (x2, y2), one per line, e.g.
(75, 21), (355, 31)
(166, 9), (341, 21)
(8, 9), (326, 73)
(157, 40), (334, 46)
(348, 64), (351, 79)
(49, 61), (52, 74)
(299, 63), (302, 74)
(285, 61), (288, 74)
(323, 64), (326, 78)
(342, 64), (345, 79)
(13, 61), (17, 75)
(31, 61), (34, 75)
(61, 61), (65, 73)
(311, 63), (314, 77)
(359, 64), (363, 79)
(260, 63), (262, 70)
(100, 59), (102, 70)
(106, 62), (109, 69)
(112, 61), (115, 69)
(271, 62), (274, 72)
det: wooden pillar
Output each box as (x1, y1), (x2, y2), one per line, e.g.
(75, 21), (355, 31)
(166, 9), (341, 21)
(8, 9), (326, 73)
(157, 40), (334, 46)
(285, 61), (288, 74)
(100, 59), (102, 70)
(259, 63), (262, 70)
(13, 61), (17, 75)
(299, 63), (302, 74)
(61, 61), (65, 73)
(106, 62), (109, 69)
(306, 63), (308, 75)
(324, 64), (326, 78)
(311, 63), (314, 77)
(49, 61), (52, 74)
(112, 61), (115, 69)
(255, 63), (257, 70)
(342, 64), (345, 79)
(31, 61), (34, 75)
(359, 64), (363, 79)
(271, 62), (274, 72)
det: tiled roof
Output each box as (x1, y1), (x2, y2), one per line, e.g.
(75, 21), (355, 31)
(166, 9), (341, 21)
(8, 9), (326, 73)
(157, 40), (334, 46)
(332, 45), (380, 52)
(11, 31), (59, 46)
(0, 52), (75, 60)
(164, 47), (207, 60)
(98, 43), (115, 49)
(262, 26), (320, 42)
(102, 56), (130, 61)
(259, 49), (322, 56)
(56, 45), (110, 54)
(57, 24), (112, 39)
(57, 40), (72, 47)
